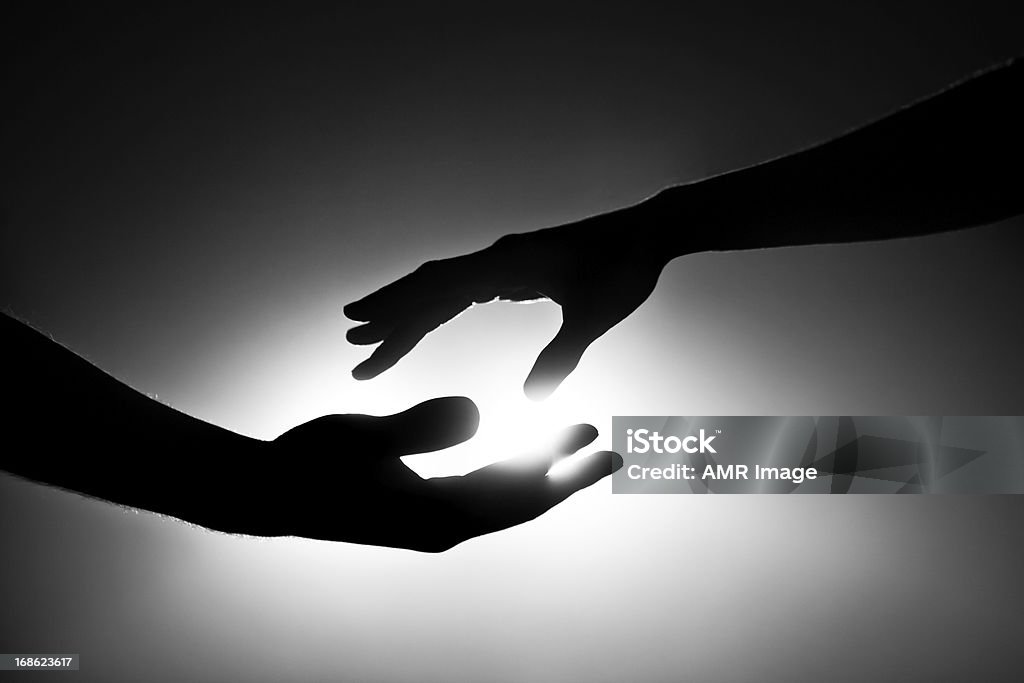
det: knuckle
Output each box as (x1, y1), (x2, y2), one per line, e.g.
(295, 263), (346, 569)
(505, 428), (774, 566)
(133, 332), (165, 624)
(417, 259), (441, 273)
(493, 232), (525, 250)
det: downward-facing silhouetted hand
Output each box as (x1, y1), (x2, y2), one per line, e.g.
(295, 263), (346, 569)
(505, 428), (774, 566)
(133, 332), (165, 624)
(345, 204), (672, 400)
(229, 396), (621, 551)
(345, 60), (1024, 401)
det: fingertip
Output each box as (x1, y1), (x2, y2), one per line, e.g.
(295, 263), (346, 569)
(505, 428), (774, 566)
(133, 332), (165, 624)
(346, 323), (386, 345)
(583, 449), (622, 479)
(351, 362), (379, 381)
(353, 325), (431, 382)
(442, 395), (481, 438)
(343, 301), (369, 322)
(606, 450), (624, 472)
(524, 341), (582, 401)
(554, 423), (599, 455)
(397, 396), (480, 450)
(523, 372), (560, 402)
(363, 396), (479, 456)
(352, 353), (396, 380)
(579, 450), (622, 474)
(548, 449), (620, 495)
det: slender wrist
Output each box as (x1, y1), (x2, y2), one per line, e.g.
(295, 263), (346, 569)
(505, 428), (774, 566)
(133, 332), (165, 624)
(640, 178), (746, 259)
(646, 151), (817, 257)
(167, 431), (276, 535)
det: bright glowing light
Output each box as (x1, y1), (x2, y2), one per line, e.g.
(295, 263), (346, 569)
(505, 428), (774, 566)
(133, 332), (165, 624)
(403, 382), (609, 479)
(546, 452), (589, 479)
(209, 298), (615, 479)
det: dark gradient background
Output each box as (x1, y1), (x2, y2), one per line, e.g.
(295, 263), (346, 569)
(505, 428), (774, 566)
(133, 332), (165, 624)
(3, 2), (1024, 681)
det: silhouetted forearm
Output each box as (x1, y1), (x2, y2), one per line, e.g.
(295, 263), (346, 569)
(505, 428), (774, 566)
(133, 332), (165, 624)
(647, 58), (1023, 255)
(0, 313), (258, 526)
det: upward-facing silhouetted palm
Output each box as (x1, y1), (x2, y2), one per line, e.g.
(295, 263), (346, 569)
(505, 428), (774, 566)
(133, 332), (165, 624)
(228, 397), (621, 552)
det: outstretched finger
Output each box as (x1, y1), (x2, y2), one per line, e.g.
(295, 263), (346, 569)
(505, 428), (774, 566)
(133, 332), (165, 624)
(344, 267), (428, 322)
(468, 423), (599, 481)
(553, 423), (600, 458)
(546, 450), (623, 503)
(517, 423), (599, 477)
(346, 320), (395, 345)
(351, 324), (431, 380)
(353, 396), (480, 456)
(344, 255), (478, 323)
(272, 396), (480, 458)
(351, 299), (467, 380)
(448, 445), (620, 539)
(523, 317), (601, 401)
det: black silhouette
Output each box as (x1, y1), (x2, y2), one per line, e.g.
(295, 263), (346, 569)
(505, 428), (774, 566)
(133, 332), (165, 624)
(0, 313), (621, 552)
(346, 58), (1024, 400)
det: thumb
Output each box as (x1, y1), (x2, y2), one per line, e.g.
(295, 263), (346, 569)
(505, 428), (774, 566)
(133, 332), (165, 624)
(368, 396), (480, 456)
(278, 397), (480, 457)
(523, 317), (598, 401)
